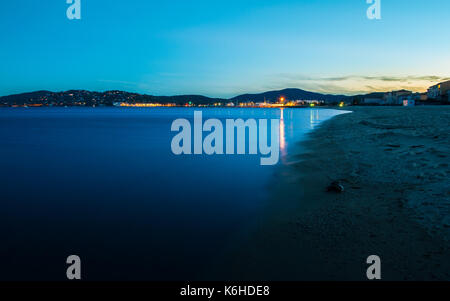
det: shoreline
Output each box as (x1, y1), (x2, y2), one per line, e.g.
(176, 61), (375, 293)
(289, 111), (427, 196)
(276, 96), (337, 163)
(213, 106), (450, 280)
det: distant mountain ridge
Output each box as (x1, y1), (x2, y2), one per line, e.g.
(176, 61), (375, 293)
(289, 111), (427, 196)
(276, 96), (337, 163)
(0, 90), (226, 106)
(0, 88), (353, 106)
(231, 88), (349, 103)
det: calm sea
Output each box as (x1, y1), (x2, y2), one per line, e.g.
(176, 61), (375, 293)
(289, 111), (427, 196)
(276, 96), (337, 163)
(0, 107), (346, 280)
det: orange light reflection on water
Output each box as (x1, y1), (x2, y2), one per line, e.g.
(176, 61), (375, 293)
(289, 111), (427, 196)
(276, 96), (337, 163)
(280, 109), (287, 160)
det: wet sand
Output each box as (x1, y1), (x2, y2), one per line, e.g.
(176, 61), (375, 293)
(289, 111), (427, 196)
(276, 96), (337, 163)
(212, 106), (450, 280)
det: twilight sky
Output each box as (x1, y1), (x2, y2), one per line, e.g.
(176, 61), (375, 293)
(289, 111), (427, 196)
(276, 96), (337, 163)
(1, 0), (449, 97)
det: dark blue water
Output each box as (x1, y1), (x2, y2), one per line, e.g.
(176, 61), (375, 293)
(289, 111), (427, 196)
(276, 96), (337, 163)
(0, 107), (346, 280)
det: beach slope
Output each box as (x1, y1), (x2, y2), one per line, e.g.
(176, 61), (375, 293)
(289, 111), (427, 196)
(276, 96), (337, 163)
(216, 106), (450, 281)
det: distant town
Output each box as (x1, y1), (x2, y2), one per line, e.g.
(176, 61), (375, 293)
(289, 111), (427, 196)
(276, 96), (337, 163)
(1, 80), (449, 108)
(358, 80), (450, 106)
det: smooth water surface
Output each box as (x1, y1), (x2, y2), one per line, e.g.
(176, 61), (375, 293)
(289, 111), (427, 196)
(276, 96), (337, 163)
(0, 107), (347, 280)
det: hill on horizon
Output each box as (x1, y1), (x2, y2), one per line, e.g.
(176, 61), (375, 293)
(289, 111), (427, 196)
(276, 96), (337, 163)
(230, 88), (349, 103)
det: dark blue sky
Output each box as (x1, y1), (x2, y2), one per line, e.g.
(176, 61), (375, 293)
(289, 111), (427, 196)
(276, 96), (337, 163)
(1, 0), (449, 97)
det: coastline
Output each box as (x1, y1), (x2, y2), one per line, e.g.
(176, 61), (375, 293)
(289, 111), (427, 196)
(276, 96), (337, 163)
(213, 106), (450, 280)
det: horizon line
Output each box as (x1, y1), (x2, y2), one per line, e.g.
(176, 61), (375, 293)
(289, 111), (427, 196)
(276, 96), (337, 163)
(0, 85), (438, 100)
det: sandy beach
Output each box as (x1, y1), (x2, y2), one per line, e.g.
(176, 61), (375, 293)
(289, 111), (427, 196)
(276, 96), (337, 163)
(214, 106), (450, 281)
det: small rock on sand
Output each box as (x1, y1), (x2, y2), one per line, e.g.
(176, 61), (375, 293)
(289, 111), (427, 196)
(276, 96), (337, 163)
(327, 181), (345, 193)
